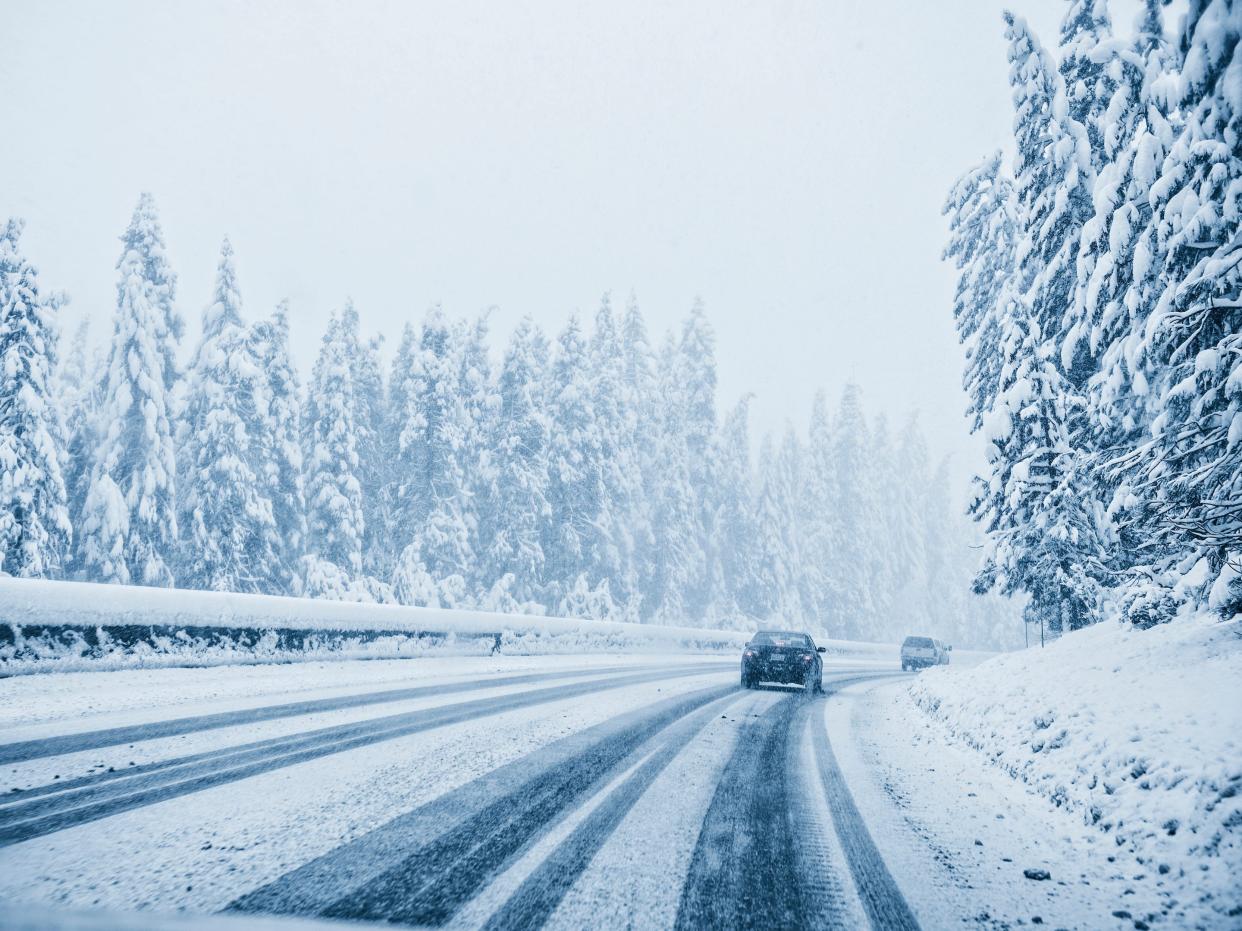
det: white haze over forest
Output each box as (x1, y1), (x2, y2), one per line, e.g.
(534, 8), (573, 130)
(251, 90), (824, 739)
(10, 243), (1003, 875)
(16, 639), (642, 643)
(3, 0), (1237, 651)
(1, 0), (1144, 479)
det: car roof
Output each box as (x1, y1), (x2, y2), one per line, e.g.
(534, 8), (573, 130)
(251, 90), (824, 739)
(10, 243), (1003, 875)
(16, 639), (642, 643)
(753, 629), (812, 637)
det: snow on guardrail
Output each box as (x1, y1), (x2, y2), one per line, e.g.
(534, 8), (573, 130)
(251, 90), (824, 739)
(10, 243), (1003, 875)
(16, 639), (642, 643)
(0, 578), (895, 675)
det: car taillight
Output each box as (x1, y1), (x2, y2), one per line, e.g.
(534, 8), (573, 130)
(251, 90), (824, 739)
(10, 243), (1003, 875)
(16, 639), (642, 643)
(744, 650), (755, 657)
(802, 653), (813, 662)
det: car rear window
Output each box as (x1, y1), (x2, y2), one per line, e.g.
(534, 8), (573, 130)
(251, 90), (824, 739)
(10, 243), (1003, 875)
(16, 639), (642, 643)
(751, 631), (812, 648)
(903, 636), (934, 648)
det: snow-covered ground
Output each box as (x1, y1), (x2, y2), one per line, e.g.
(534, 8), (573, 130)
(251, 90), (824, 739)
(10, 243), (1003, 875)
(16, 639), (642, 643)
(877, 615), (1241, 928)
(0, 668), (738, 919)
(0, 654), (733, 740)
(1, 641), (1230, 930)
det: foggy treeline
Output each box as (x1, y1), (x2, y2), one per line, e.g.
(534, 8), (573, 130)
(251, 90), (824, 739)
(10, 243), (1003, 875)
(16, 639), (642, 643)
(0, 204), (1017, 649)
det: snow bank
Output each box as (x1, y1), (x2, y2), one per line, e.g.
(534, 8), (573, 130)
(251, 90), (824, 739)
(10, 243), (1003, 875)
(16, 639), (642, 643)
(0, 578), (893, 675)
(908, 615), (1241, 922)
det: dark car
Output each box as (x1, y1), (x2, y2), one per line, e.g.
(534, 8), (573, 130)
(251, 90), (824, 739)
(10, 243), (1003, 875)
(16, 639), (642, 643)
(741, 630), (826, 691)
(900, 635), (951, 670)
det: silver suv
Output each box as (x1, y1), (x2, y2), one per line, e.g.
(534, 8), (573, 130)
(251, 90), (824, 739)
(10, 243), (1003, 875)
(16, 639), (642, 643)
(901, 636), (951, 671)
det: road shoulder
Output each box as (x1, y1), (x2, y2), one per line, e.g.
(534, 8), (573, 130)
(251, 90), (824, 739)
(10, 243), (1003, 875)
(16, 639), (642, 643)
(823, 678), (1177, 930)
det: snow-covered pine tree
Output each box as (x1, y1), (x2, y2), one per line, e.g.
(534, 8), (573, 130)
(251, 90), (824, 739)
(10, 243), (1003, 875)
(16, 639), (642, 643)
(972, 303), (1106, 634)
(648, 330), (702, 623)
(1004, 12), (1096, 383)
(454, 312), (497, 597)
(620, 296), (661, 620)
(1078, 1), (1173, 431)
(57, 319), (98, 554)
(542, 314), (604, 606)
(798, 390), (838, 626)
(477, 316), (551, 607)
(752, 427), (805, 625)
(707, 395), (761, 625)
(587, 295), (636, 611)
(829, 384), (879, 640)
(1058, 2), (1175, 594)
(1058, 0), (1116, 170)
(81, 194), (180, 586)
(891, 413), (933, 636)
(249, 301), (306, 594)
(303, 309), (365, 582)
(382, 322), (417, 571)
(406, 315), (487, 605)
(388, 307), (475, 606)
(828, 383), (875, 640)
(0, 219), (71, 577)
(922, 454), (955, 631)
(865, 413), (901, 636)
(943, 152), (1020, 431)
(1122, 0), (1242, 617)
(676, 300), (719, 619)
(341, 303), (388, 578)
(177, 240), (278, 592)
(390, 308), (453, 554)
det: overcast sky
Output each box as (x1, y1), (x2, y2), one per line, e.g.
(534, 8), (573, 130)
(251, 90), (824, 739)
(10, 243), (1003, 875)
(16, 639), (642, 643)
(3, 0), (1148, 485)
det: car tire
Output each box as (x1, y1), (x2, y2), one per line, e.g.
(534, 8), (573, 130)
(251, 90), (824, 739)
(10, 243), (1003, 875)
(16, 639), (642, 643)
(740, 673), (753, 689)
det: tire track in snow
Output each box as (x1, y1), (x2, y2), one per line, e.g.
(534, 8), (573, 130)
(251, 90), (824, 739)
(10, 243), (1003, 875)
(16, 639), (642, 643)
(477, 690), (746, 931)
(0, 663), (712, 766)
(309, 684), (739, 926)
(226, 683), (735, 919)
(674, 673), (912, 931)
(674, 690), (805, 930)
(0, 667), (726, 847)
(809, 695), (921, 931)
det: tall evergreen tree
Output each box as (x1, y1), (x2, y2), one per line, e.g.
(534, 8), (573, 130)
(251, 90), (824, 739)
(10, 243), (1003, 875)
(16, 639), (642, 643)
(542, 314), (604, 604)
(390, 307), (454, 557)
(1058, 0), (1116, 169)
(1004, 12), (1096, 381)
(177, 240), (277, 592)
(753, 427), (805, 623)
(972, 306), (1105, 633)
(0, 219), (70, 577)
(388, 307), (476, 604)
(1079, 3), (1173, 430)
(57, 319), (100, 543)
(799, 390), (838, 624)
(676, 300), (719, 617)
(81, 194), (179, 586)
(342, 304), (388, 578)
(1124, 0), (1242, 615)
(649, 331), (700, 622)
(250, 301), (306, 594)
(943, 152), (1021, 430)
(478, 316), (551, 607)
(303, 309), (364, 580)
(892, 414), (933, 636)
(620, 296), (661, 619)
(588, 295), (635, 608)
(708, 395), (761, 624)
(453, 312), (496, 596)
(828, 382), (874, 639)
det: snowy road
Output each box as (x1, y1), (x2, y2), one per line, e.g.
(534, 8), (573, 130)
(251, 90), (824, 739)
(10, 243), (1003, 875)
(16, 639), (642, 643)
(0, 655), (1181, 930)
(0, 657), (925, 929)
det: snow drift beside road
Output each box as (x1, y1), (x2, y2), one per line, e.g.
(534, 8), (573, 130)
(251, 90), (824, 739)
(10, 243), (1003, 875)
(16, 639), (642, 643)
(0, 578), (898, 674)
(908, 615), (1241, 923)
